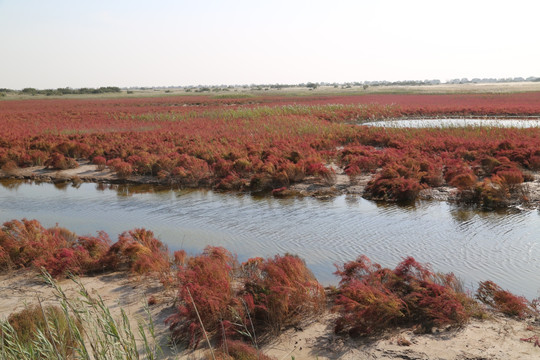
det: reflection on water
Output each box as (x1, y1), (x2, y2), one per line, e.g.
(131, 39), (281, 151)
(53, 181), (70, 191)
(0, 179), (26, 190)
(1, 179), (540, 299)
(96, 183), (181, 197)
(363, 118), (540, 128)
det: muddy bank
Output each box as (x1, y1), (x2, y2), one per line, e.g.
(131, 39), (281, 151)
(1, 270), (539, 360)
(0, 161), (365, 199)
(0, 161), (155, 185)
(3, 161), (540, 207)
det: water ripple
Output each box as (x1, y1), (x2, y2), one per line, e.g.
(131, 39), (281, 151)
(2, 180), (540, 298)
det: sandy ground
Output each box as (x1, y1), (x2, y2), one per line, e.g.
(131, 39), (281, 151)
(0, 270), (180, 356)
(0, 161), (124, 183)
(264, 312), (540, 360)
(1, 270), (540, 359)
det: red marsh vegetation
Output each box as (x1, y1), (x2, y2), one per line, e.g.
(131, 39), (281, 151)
(2, 93), (540, 205)
(0, 219), (534, 352)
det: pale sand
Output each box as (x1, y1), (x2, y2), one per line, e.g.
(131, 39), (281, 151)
(1, 270), (539, 359)
(0, 270), (180, 358)
(264, 312), (540, 360)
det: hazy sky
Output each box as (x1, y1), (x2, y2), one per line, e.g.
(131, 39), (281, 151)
(1, 0), (538, 89)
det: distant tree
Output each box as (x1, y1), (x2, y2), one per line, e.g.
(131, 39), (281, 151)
(43, 89), (59, 96)
(21, 88), (37, 94)
(98, 86), (121, 93)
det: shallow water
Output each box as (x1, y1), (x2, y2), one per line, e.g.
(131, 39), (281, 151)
(1, 180), (539, 298)
(363, 118), (540, 128)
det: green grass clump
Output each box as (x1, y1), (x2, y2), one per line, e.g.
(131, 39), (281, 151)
(0, 271), (160, 360)
(2, 303), (80, 359)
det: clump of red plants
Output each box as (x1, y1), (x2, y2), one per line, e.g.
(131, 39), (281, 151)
(476, 280), (531, 318)
(1, 217), (538, 352)
(166, 246), (238, 348)
(213, 339), (276, 360)
(2, 93), (540, 207)
(364, 161), (426, 203)
(333, 256), (473, 336)
(44, 152), (79, 170)
(100, 228), (170, 276)
(166, 248), (325, 349)
(0, 219), (110, 277)
(0, 219), (170, 280)
(241, 254), (326, 333)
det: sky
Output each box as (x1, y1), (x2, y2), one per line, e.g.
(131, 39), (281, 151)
(0, 0), (539, 89)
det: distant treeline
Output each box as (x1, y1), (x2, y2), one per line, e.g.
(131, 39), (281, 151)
(132, 76), (540, 92)
(0, 87), (121, 96)
(2, 76), (540, 97)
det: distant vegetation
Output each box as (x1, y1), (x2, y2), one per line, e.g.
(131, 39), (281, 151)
(3, 76), (538, 97)
(0, 87), (121, 96)
(128, 76), (540, 92)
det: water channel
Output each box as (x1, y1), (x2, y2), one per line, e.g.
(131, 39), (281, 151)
(363, 118), (540, 128)
(1, 180), (539, 299)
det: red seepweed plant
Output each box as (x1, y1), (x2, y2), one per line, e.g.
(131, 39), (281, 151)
(213, 339), (275, 360)
(92, 155), (107, 171)
(364, 162), (426, 203)
(0, 219), (111, 276)
(2, 93), (540, 206)
(44, 152), (78, 170)
(476, 280), (530, 318)
(0, 219), (174, 280)
(2, 217), (538, 353)
(166, 250), (326, 349)
(241, 254), (326, 334)
(334, 256), (471, 336)
(100, 228), (171, 284)
(167, 246), (239, 348)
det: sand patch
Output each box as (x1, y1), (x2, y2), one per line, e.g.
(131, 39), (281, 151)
(1, 270), (539, 359)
